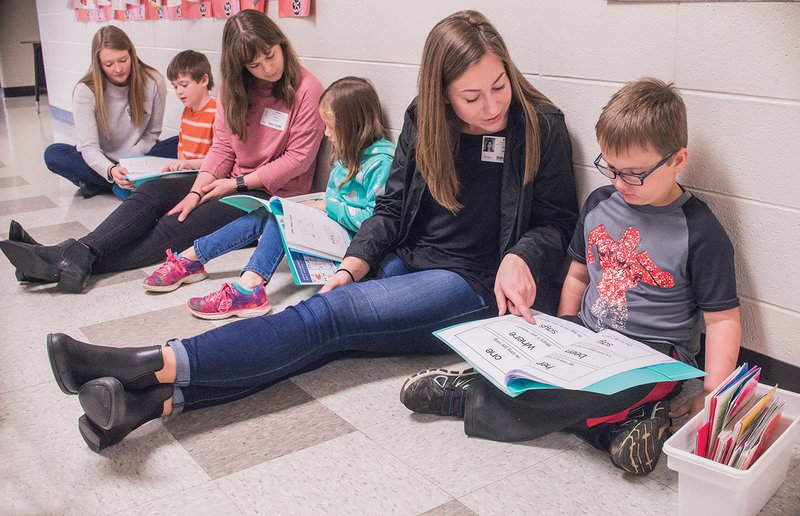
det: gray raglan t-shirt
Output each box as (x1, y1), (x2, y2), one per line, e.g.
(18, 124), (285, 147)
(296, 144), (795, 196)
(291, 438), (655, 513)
(569, 185), (739, 366)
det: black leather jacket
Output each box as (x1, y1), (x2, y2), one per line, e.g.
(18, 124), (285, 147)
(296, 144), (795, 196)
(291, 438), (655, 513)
(346, 98), (578, 313)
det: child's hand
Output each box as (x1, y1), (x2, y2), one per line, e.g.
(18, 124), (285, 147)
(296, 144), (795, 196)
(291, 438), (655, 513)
(669, 393), (705, 432)
(302, 199), (327, 212)
(163, 160), (190, 172)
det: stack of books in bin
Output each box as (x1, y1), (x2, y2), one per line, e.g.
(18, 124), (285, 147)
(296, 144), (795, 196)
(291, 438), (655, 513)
(662, 364), (800, 516)
(695, 363), (784, 470)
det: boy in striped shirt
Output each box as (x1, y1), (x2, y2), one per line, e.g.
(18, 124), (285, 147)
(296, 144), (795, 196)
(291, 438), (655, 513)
(164, 50), (216, 171)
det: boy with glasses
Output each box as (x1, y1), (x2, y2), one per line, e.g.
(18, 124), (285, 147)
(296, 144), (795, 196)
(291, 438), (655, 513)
(400, 78), (741, 476)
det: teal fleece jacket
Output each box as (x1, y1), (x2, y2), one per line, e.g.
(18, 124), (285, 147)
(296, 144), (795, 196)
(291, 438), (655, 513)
(325, 138), (395, 232)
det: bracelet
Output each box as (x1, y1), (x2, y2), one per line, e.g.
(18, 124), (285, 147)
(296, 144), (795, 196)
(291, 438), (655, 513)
(189, 190), (202, 199)
(335, 268), (356, 282)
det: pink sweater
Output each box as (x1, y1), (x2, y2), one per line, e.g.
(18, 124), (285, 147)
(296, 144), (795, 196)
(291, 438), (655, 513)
(201, 67), (324, 197)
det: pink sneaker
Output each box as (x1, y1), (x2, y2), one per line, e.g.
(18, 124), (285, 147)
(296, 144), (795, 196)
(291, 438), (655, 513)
(143, 249), (207, 292)
(187, 282), (272, 320)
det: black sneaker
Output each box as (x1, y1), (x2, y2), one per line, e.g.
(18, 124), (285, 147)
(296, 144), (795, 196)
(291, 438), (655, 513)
(399, 368), (479, 417)
(609, 400), (671, 475)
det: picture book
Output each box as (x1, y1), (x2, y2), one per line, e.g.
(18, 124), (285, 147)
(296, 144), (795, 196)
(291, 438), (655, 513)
(119, 156), (198, 186)
(694, 363), (785, 470)
(433, 313), (706, 396)
(220, 193), (346, 286)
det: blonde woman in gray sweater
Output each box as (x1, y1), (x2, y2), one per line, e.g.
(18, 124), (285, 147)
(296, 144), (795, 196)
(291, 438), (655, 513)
(44, 26), (177, 200)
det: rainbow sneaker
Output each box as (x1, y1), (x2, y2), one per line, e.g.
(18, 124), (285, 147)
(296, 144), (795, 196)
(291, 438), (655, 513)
(187, 282), (272, 320)
(143, 249), (207, 292)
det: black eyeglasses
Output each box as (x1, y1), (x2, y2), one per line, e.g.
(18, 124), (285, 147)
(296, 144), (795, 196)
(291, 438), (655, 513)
(594, 151), (676, 186)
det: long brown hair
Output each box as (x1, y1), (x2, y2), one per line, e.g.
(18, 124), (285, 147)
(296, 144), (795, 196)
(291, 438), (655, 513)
(320, 77), (390, 187)
(417, 10), (552, 212)
(220, 9), (302, 141)
(78, 26), (157, 138)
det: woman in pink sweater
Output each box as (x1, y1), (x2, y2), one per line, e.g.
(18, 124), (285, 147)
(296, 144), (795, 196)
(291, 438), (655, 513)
(1, 10), (324, 293)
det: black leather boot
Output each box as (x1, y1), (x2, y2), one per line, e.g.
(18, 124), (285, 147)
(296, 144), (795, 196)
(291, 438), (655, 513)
(77, 377), (173, 452)
(54, 239), (96, 293)
(0, 239), (96, 292)
(78, 180), (110, 199)
(47, 333), (164, 395)
(8, 220), (41, 245)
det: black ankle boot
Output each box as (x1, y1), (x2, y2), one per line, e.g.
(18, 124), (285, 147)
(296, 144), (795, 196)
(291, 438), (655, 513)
(5, 222), (46, 282)
(47, 333), (164, 395)
(0, 240), (64, 283)
(78, 181), (110, 199)
(0, 239), (96, 292)
(77, 377), (173, 452)
(8, 220), (41, 245)
(53, 239), (96, 293)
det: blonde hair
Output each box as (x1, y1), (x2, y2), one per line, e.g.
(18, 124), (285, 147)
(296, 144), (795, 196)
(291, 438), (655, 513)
(78, 26), (157, 138)
(320, 77), (390, 187)
(596, 77), (688, 157)
(220, 9), (302, 141)
(417, 10), (552, 212)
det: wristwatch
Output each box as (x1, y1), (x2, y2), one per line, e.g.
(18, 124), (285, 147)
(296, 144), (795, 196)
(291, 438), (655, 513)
(235, 175), (248, 193)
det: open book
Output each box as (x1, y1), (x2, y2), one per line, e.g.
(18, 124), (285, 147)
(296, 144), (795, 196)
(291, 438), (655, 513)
(119, 156), (198, 186)
(220, 193), (350, 286)
(433, 313), (706, 396)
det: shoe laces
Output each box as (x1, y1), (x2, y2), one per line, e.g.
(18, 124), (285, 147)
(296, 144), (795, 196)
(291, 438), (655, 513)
(156, 249), (186, 278)
(205, 283), (235, 312)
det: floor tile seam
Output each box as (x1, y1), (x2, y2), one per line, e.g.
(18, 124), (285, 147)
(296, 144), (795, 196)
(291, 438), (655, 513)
(0, 377), (54, 397)
(357, 426), (461, 502)
(104, 478), (223, 516)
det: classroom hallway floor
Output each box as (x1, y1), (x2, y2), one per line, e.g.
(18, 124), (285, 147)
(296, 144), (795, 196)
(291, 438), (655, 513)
(1, 95), (798, 515)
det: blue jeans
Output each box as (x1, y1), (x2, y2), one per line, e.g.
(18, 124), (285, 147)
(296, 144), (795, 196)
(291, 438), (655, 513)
(167, 255), (493, 414)
(192, 207), (284, 282)
(43, 137), (178, 200)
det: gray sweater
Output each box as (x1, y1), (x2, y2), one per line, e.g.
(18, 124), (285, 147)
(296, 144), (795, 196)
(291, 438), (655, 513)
(72, 71), (166, 181)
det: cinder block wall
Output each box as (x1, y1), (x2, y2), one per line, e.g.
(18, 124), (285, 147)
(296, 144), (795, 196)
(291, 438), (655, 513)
(35, 0), (800, 367)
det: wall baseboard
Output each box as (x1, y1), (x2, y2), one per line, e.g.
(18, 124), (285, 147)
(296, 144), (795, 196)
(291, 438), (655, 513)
(698, 338), (800, 393)
(1, 86), (38, 97)
(49, 105), (74, 125)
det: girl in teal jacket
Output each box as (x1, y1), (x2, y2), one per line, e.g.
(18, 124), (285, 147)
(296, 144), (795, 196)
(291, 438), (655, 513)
(143, 77), (395, 320)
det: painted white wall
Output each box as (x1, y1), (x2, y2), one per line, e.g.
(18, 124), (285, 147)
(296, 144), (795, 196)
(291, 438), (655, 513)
(35, 0), (800, 367)
(0, 1), (42, 89)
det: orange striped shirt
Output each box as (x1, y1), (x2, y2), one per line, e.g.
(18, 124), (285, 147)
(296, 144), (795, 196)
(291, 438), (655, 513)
(178, 98), (216, 160)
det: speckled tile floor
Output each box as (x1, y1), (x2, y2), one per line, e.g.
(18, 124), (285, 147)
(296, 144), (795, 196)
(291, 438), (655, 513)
(0, 96), (797, 515)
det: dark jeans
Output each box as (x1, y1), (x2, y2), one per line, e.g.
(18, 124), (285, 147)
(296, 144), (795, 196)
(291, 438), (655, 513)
(167, 256), (494, 413)
(463, 378), (668, 443)
(79, 175), (269, 274)
(43, 137), (178, 199)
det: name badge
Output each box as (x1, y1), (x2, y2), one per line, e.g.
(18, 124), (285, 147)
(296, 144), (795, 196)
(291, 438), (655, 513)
(481, 136), (505, 163)
(260, 108), (289, 131)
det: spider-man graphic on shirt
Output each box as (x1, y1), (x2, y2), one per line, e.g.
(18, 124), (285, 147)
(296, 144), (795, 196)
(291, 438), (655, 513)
(586, 224), (675, 330)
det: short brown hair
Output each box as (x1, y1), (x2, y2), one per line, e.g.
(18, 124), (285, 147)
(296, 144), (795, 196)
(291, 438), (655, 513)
(320, 77), (390, 187)
(596, 77), (687, 156)
(167, 50), (214, 91)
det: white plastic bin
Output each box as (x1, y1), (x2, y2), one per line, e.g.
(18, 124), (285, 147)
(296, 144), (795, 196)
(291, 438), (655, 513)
(663, 384), (800, 516)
